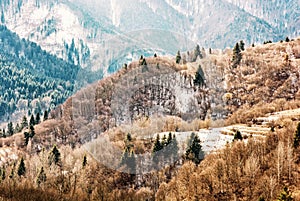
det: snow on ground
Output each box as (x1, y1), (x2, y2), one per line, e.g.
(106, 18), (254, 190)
(0, 147), (18, 166)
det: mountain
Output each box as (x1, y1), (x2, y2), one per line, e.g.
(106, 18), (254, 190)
(1, 0), (298, 74)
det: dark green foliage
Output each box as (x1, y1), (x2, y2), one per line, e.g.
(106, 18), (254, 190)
(48, 145), (61, 166)
(176, 50), (181, 64)
(154, 53), (157, 57)
(24, 131), (30, 146)
(7, 122), (13, 136)
(277, 186), (293, 201)
(209, 48), (212, 54)
(252, 43), (255, 47)
(193, 65), (205, 87)
(232, 42), (242, 68)
(239, 40), (245, 51)
(43, 110), (49, 121)
(82, 155), (87, 168)
(15, 123), (21, 133)
(36, 167), (46, 187)
(35, 113), (41, 125)
(192, 44), (203, 61)
(29, 114), (35, 126)
(285, 37), (290, 42)
(234, 130), (243, 141)
(185, 132), (205, 165)
(258, 196), (265, 201)
(293, 122), (300, 148)
(21, 116), (28, 129)
(17, 157), (26, 177)
(0, 25), (102, 120)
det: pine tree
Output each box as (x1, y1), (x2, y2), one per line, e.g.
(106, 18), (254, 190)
(193, 44), (203, 61)
(154, 53), (157, 57)
(21, 115), (28, 129)
(239, 40), (245, 51)
(48, 145), (61, 166)
(24, 131), (30, 146)
(15, 123), (21, 133)
(29, 114), (35, 126)
(29, 125), (35, 138)
(43, 110), (48, 121)
(233, 130), (243, 141)
(232, 43), (242, 68)
(293, 122), (300, 148)
(121, 133), (136, 173)
(176, 50), (181, 64)
(36, 167), (46, 187)
(7, 122), (14, 136)
(82, 155), (87, 168)
(17, 157), (26, 177)
(35, 113), (41, 125)
(185, 133), (205, 165)
(153, 134), (163, 164)
(285, 37), (290, 42)
(194, 65), (205, 87)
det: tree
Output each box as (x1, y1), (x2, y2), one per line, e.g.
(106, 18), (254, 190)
(7, 122), (14, 136)
(193, 44), (203, 61)
(170, 134), (179, 163)
(15, 123), (21, 133)
(176, 50), (181, 64)
(233, 130), (243, 141)
(194, 65), (205, 87)
(35, 112), (41, 124)
(48, 145), (61, 166)
(232, 43), (242, 68)
(293, 122), (300, 148)
(82, 155), (87, 168)
(17, 157), (26, 177)
(36, 167), (46, 187)
(43, 110), (48, 121)
(185, 133), (205, 165)
(285, 37), (290, 42)
(154, 53), (157, 57)
(277, 186), (293, 201)
(29, 125), (35, 138)
(239, 40), (245, 51)
(24, 131), (30, 146)
(21, 115), (28, 129)
(121, 133), (136, 173)
(153, 134), (163, 164)
(29, 114), (35, 126)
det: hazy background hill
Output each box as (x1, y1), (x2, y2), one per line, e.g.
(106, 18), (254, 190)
(0, 0), (298, 72)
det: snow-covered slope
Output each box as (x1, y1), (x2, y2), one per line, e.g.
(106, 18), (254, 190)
(0, 0), (299, 72)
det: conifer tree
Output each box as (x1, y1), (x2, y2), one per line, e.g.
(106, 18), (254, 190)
(7, 122), (14, 136)
(232, 42), (242, 68)
(293, 122), (300, 148)
(277, 186), (293, 201)
(21, 115), (28, 129)
(121, 133), (136, 173)
(17, 157), (26, 177)
(48, 145), (61, 166)
(29, 125), (35, 138)
(233, 130), (243, 141)
(185, 133), (204, 165)
(35, 112), (41, 124)
(29, 114), (35, 126)
(194, 65), (205, 87)
(36, 167), (46, 187)
(285, 37), (290, 42)
(176, 50), (181, 64)
(82, 155), (87, 168)
(193, 44), (203, 61)
(43, 110), (48, 121)
(153, 134), (163, 164)
(239, 40), (245, 51)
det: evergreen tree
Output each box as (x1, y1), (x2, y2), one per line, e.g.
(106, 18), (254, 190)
(153, 134), (163, 164)
(170, 134), (179, 163)
(234, 130), (243, 141)
(239, 40), (245, 51)
(154, 53), (157, 57)
(82, 155), (87, 168)
(7, 122), (14, 136)
(48, 145), (61, 166)
(293, 122), (300, 148)
(1, 10), (5, 24)
(121, 133), (136, 173)
(193, 44), (203, 61)
(17, 157), (26, 177)
(35, 112), (41, 124)
(29, 114), (35, 126)
(285, 37), (290, 42)
(194, 65), (205, 87)
(185, 133), (205, 165)
(1, 168), (5, 181)
(36, 167), (46, 187)
(277, 186), (293, 201)
(21, 115), (28, 129)
(24, 131), (30, 146)
(232, 43), (242, 68)
(43, 110), (48, 121)
(176, 50), (181, 64)
(29, 125), (35, 138)
(15, 123), (21, 133)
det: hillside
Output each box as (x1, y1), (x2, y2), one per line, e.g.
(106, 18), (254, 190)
(0, 25), (102, 123)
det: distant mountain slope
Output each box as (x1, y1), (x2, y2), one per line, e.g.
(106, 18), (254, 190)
(0, 25), (102, 121)
(1, 0), (298, 74)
